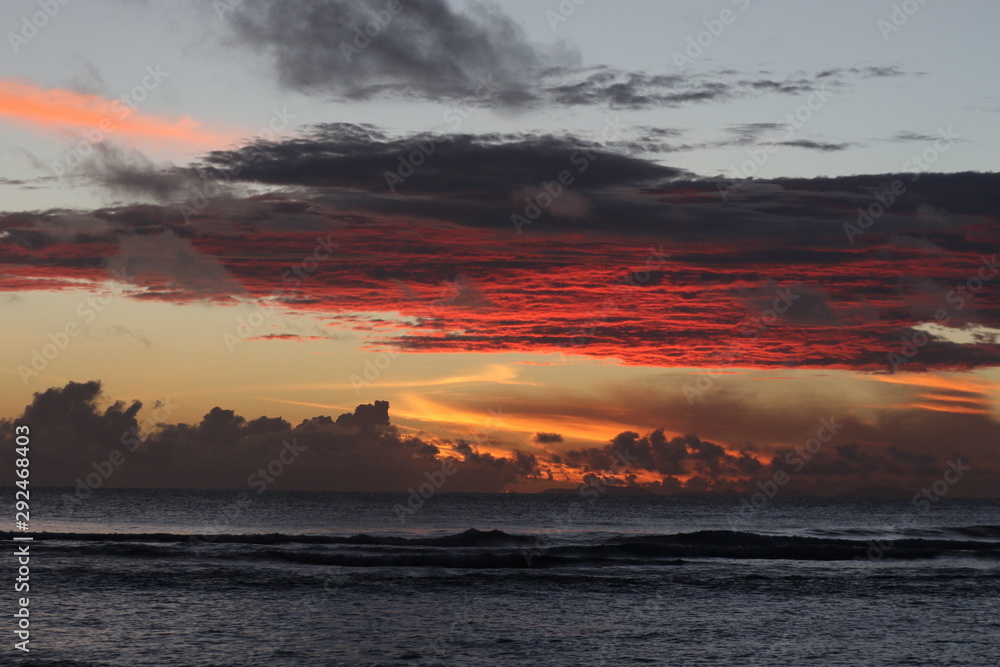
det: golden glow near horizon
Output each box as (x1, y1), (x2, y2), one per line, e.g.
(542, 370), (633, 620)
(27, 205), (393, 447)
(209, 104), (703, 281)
(4, 290), (999, 458)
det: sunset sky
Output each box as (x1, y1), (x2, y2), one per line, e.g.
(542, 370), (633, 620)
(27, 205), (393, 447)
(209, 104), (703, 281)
(1, 0), (998, 496)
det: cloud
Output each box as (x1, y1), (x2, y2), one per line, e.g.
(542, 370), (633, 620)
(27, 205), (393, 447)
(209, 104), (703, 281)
(544, 414), (997, 497)
(2, 128), (998, 371)
(0, 78), (234, 149)
(193, 124), (687, 195)
(66, 55), (110, 97)
(0, 381), (540, 493)
(219, 1), (908, 109)
(541, 67), (895, 110)
(775, 139), (856, 152)
(893, 131), (939, 143)
(104, 230), (247, 299)
(691, 124), (861, 154)
(513, 185), (592, 220)
(222, 0), (577, 102)
(562, 430), (760, 481)
(544, 68), (729, 109)
(816, 65), (909, 79)
(412, 365), (1000, 495)
(81, 143), (195, 200)
(2, 380), (999, 496)
(736, 279), (842, 327)
(0, 381), (141, 487)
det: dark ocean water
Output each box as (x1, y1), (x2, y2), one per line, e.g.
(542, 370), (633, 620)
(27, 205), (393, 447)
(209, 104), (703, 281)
(6, 488), (1000, 666)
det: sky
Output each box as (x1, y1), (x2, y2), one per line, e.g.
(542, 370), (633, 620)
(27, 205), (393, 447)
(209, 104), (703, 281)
(0, 0), (998, 497)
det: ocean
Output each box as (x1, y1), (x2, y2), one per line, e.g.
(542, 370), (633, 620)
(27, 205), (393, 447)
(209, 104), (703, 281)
(7, 488), (999, 666)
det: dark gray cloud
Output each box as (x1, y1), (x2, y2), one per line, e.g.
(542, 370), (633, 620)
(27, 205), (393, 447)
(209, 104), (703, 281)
(0, 381), (542, 493)
(13, 125), (1000, 248)
(544, 66), (885, 110)
(817, 65), (909, 79)
(82, 143), (196, 201)
(0, 381), (141, 487)
(193, 123), (687, 196)
(219, 1), (911, 109)
(893, 131), (940, 143)
(222, 0), (576, 102)
(562, 429), (763, 482)
(775, 139), (856, 152)
(3, 381), (999, 496)
(558, 418), (996, 497)
(104, 230), (247, 299)
(646, 123), (861, 156)
(544, 68), (729, 109)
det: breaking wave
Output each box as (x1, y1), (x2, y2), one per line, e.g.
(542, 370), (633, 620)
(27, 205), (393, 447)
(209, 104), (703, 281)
(9, 527), (1000, 568)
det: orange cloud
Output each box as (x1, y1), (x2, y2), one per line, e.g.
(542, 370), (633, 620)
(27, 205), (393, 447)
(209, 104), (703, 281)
(869, 374), (1000, 395)
(905, 403), (992, 416)
(0, 78), (235, 149)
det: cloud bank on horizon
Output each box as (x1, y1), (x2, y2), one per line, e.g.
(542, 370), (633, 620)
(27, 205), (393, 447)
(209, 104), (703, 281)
(2, 380), (996, 498)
